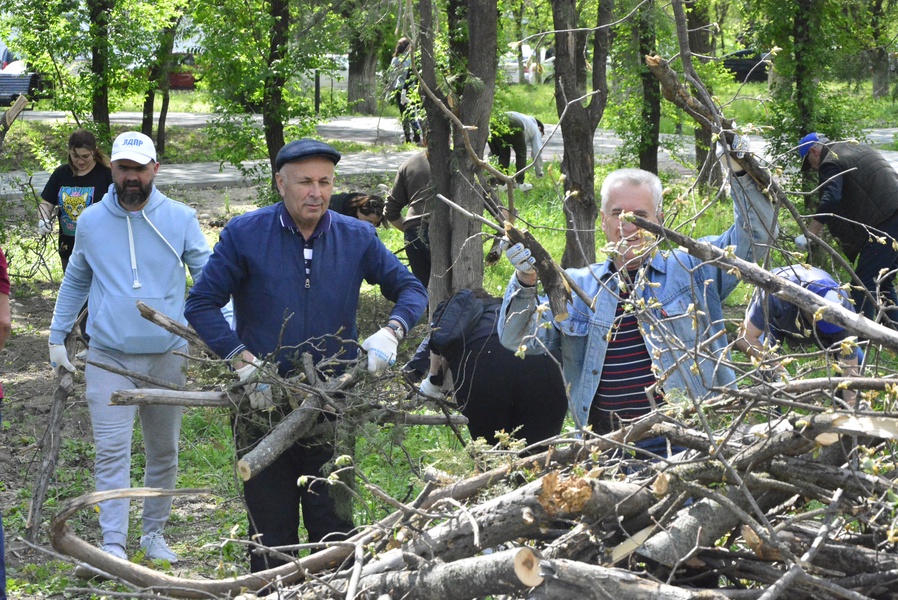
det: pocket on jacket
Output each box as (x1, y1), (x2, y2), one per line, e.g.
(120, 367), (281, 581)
(91, 295), (173, 353)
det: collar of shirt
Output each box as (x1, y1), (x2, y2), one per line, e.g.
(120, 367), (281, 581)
(277, 202), (332, 241)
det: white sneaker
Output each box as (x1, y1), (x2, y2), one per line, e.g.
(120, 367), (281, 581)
(140, 531), (179, 563)
(516, 182), (533, 191)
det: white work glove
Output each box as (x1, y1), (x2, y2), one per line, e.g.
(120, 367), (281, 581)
(361, 327), (398, 374)
(418, 375), (446, 400)
(48, 343), (75, 374)
(37, 218), (53, 236)
(502, 241), (536, 275)
(400, 88), (408, 106)
(715, 128), (750, 172)
(794, 234), (809, 252)
(236, 363), (274, 409)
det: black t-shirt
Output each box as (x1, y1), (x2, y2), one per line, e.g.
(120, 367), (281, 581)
(41, 163), (113, 244)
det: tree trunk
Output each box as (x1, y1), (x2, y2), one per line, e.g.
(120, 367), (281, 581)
(552, 0), (612, 268)
(638, 0), (660, 174)
(347, 36), (378, 114)
(686, 0), (720, 188)
(425, 0), (497, 309)
(87, 0), (112, 135)
(262, 0), (289, 189)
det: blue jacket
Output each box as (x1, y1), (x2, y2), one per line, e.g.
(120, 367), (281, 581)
(49, 184), (213, 353)
(499, 175), (777, 428)
(185, 203), (428, 376)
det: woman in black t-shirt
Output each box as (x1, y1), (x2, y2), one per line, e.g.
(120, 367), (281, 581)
(39, 129), (113, 270)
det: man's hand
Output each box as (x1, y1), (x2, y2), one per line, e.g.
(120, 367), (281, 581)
(361, 327), (398, 374)
(716, 130), (750, 174)
(37, 218), (53, 236)
(418, 375), (446, 400)
(49, 343), (75, 374)
(794, 234), (809, 252)
(236, 362), (274, 409)
(502, 240), (538, 286)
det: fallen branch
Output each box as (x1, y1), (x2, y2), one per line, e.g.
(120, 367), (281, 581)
(26, 332), (77, 542)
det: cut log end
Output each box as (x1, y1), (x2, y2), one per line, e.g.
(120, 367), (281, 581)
(513, 547), (544, 588)
(237, 460), (252, 482)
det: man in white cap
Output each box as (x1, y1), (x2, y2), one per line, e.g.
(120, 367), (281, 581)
(48, 131), (218, 570)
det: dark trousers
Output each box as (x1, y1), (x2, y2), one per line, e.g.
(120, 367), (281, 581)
(450, 336), (567, 449)
(243, 442), (354, 573)
(488, 128), (528, 184)
(853, 217), (898, 322)
(404, 225), (431, 287)
(393, 91), (420, 144)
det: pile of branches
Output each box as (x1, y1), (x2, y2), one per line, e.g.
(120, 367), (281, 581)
(49, 378), (898, 599)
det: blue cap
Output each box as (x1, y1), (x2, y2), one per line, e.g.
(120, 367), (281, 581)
(275, 139), (341, 171)
(797, 132), (819, 159)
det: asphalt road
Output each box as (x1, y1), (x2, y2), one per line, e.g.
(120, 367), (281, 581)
(3, 111), (897, 200)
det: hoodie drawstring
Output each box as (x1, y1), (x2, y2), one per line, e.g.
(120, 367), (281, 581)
(125, 210), (185, 289)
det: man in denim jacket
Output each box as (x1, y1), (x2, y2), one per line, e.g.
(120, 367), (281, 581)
(499, 166), (776, 450)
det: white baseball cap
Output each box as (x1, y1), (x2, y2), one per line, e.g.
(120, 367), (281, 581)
(111, 131), (157, 164)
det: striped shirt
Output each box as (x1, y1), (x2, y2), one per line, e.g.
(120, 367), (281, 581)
(589, 275), (663, 434)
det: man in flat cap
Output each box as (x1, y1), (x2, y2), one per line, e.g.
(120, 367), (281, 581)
(49, 131), (217, 569)
(186, 139), (427, 572)
(796, 132), (898, 322)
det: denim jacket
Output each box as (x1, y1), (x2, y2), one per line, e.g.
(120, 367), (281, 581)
(498, 175), (777, 428)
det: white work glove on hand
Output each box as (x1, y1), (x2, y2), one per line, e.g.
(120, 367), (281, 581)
(418, 375), (446, 400)
(794, 234), (809, 252)
(48, 343), (75, 374)
(400, 88), (408, 106)
(503, 241), (536, 275)
(37, 218), (53, 236)
(236, 363), (274, 409)
(715, 130), (750, 172)
(361, 328), (398, 374)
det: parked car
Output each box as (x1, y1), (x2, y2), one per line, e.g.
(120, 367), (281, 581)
(501, 44), (554, 85)
(722, 49), (769, 83)
(168, 53), (197, 90)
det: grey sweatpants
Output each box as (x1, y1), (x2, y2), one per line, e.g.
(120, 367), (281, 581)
(84, 345), (186, 549)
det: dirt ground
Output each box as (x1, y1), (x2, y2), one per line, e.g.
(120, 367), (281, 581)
(0, 183), (289, 589)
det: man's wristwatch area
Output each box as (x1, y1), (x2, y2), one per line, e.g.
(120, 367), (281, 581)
(386, 321), (405, 340)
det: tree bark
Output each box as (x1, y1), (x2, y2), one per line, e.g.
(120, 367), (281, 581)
(551, 0), (612, 268)
(347, 35), (378, 114)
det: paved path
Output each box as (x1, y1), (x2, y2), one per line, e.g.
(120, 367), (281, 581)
(3, 112), (897, 200)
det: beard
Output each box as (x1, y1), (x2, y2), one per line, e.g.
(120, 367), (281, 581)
(115, 180), (152, 210)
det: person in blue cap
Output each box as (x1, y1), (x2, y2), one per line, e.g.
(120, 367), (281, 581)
(795, 132), (898, 322)
(185, 138), (427, 572)
(736, 264), (862, 407)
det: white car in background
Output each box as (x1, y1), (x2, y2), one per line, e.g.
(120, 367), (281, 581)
(501, 44), (554, 85)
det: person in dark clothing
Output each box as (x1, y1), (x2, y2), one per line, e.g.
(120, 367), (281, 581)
(39, 129), (113, 271)
(386, 151), (432, 286)
(39, 129), (113, 346)
(388, 37), (421, 144)
(414, 289), (568, 448)
(185, 139), (427, 573)
(735, 264), (862, 406)
(796, 133), (898, 322)
(488, 112), (545, 189)
(329, 192), (387, 227)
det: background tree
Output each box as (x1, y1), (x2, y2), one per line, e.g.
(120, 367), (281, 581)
(342, 0), (396, 115)
(420, 0), (498, 308)
(194, 0), (343, 189)
(550, 0), (614, 268)
(2, 0), (185, 136)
